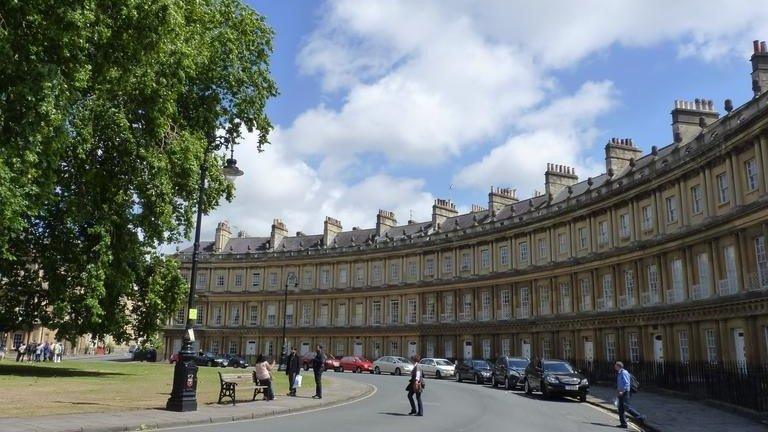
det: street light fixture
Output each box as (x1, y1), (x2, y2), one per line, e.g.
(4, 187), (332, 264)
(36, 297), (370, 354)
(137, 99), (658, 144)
(166, 138), (243, 412)
(279, 272), (298, 371)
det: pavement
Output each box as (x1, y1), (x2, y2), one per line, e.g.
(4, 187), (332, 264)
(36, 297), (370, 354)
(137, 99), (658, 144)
(0, 374), (372, 432)
(586, 384), (768, 432)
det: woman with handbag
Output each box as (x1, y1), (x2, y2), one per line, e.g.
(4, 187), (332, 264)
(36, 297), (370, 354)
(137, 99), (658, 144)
(254, 354), (276, 401)
(407, 355), (425, 416)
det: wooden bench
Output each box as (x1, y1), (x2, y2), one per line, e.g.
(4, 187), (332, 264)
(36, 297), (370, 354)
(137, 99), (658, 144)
(217, 371), (268, 405)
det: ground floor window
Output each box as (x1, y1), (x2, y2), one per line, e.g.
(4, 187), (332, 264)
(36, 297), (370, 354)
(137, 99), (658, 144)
(228, 341), (238, 355)
(12, 333), (23, 349)
(705, 329), (718, 363)
(444, 340), (453, 359)
(211, 340), (220, 355)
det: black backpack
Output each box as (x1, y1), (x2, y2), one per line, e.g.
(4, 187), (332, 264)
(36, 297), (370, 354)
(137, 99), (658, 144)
(629, 373), (640, 394)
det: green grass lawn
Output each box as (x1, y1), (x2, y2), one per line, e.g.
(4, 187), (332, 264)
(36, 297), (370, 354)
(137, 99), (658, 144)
(0, 360), (314, 417)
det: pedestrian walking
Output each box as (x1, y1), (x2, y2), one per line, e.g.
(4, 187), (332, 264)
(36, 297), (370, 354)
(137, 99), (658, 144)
(43, 342), (51, 362)
(0, 345), (6, 361)
(15, 343), (26, 362)
(285, 347), (300, 397)
(406, 355), (425, 416)
(615, 361), (645, 428)
(26, 342), (35, 362)
(312, 345), (325, 399)
(54, 342), (63, 363)
(254, 354), (276, 401)
(35, 343), (43, 362)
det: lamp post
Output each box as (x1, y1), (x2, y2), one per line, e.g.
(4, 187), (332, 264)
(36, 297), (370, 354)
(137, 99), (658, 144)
(166, 139), (244, 412)
(279, 273), (298, 371)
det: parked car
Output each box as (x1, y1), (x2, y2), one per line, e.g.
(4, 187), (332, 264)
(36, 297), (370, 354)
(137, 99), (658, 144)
(492, 356), (529, 389)
(221, 354), (249, 368)
(456, 359), (493, 384)
(132, 347), (157, 362)
(523, 359), (589, 402)
(418, 358), (456, 379)
(194, 351), (228, 367)
(301, 352), (342, 372)
(373, 356), (414, 375)
(340, 356), (374, 373)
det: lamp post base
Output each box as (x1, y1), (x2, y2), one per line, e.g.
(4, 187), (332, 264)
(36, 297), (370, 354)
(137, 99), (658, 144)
(166, 341), (198, 412)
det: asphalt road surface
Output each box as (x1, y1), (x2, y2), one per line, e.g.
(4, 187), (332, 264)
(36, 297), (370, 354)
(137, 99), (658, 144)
(159, 372), (641, 432)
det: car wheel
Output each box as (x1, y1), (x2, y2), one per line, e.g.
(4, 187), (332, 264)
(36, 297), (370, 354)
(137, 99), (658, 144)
(541, 381), (550, 398)
(579, 392), (587, 403)
(524, 379), (533, 395)
(374, 366), (381, 374)
(355, 367), (361, 373)
(395, 368), (401, 376)
(435, 370), (442, 379)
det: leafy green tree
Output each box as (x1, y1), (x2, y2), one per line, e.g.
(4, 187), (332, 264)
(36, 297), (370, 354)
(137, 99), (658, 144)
(0, 0), (278, 342)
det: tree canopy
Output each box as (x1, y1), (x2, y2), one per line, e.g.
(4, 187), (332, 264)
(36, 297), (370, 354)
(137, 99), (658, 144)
(0, 0), (278, 342)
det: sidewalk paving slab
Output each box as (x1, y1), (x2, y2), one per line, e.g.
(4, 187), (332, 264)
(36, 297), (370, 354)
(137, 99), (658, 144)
(0, 375), (372, 432)
(587, 384), (768, 432)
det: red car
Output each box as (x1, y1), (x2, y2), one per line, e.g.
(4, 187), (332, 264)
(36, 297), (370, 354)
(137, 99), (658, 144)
(301, 352), (341, 372)
(339, 356), (374, 373)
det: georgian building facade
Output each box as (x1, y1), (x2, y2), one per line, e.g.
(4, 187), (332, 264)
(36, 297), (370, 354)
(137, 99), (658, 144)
(163, 41), (768, 367)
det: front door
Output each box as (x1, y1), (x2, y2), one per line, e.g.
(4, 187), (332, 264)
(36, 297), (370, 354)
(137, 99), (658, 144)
(653, 334), (664, 362)
(408, 341), (417, 358)
(246, 340), (257, 356)
(463, 340), (473, 359)
(521, 339), (531, 359)
(733, 328), (746, 366)
(300, 342), (310, 355)
(354, 341), (363, 357)
(583, 339), (594, 362)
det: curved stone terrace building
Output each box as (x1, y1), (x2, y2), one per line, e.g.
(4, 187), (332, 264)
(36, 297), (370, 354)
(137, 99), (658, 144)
(163, 41), (768, 367)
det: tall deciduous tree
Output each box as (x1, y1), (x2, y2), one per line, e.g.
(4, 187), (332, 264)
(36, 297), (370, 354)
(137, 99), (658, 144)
(0, 0), (278, 342)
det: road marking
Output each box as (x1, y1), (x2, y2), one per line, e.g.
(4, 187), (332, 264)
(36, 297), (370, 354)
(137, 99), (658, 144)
(583, 401), (643, 431)
(155, 383), (378, 431)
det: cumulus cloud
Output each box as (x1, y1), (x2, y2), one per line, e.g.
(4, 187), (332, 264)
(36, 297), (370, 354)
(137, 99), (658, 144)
(174, 0), (768, 245)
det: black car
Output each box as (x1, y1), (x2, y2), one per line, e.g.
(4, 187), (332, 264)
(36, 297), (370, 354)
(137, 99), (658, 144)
(221, 354), (249, 368)
(492, 356), (529, 390)
(132, 347), (157, 362)
(194, 351), (228, 367)
(523, 359), (589, 402)
(456, 359), (493, 384)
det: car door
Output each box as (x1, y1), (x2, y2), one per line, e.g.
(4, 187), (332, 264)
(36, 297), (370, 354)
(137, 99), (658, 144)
(424, 359), (436, 376)
(380, 356), (392, 373)
(495, 358), (506, 384)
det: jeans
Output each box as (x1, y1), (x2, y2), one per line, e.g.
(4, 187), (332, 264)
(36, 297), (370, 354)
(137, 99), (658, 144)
(407, 390), (423, 415)
(618, 392), (642, 425)
(261, 378), (274, 400)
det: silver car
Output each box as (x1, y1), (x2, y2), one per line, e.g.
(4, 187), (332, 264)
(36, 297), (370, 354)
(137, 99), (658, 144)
(419, 358), (456, 379)
(373, 356), (414, 375)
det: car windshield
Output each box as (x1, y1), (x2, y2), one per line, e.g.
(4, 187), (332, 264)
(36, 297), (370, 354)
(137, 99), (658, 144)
(473, 360), (490, 368)
(507, 359), (528, 368)
(394, 357), (410, 363)
(543, 362), (575, 373)
(436, 360), (453, 366)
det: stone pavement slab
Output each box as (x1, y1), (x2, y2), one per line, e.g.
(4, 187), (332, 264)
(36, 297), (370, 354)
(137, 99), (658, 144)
(587, 384), (768, 432)
(0, 375), (372, 432)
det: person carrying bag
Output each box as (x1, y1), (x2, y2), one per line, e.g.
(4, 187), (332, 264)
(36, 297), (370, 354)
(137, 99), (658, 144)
(406, 355), (425, 416)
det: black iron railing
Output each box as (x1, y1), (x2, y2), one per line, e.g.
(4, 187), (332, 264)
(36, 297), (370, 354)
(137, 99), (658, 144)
(567, 359), (768, 412)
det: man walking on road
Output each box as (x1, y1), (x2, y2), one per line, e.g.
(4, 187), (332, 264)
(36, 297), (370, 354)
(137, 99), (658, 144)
(407, 355), (425, 416)
(312, 345), (325, 399)
(615, 361), (645, 428)
(286, 347), (300, 397)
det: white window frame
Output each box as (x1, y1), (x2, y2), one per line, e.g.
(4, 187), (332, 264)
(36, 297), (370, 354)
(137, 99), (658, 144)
(580, 279), (591, 311)
(230, 305), (240, 326)
(389, 299), (399, 324)
(408, 261), (417, 278)
(406, 298), (417, 324)
(665, 196), (678, 223)
(641, 205), (653, 231)
(372, 301), (382, 325)
(755, 236), (768, 288)
(372, 264), (382, 282)
(538, 238), (547, 259)
(605, 334), (616, 362)
(499, 246), (509, 266)
(443, 254), (453, 274)
(389, 262), (400, 282)
(480, 249), (490, 269)
(216, 274), (225, 287)
(619, 213), (630, 239)
(716, 173), (729, 204)
(705, 329), (718, 363)
(234, 273), (243, 288)
(519, 241), (529, 263)
(691, 185), (702, 214)
(425, 258), (435, 276)
(558, 233), (567, 254)
(745, 158), (758, 192)
(339, 268), (348, 284)
(679, 330), (689, 363)
(598, 221), (608, 245)
(460, 252), (471, 271)
(629, 333), (640, 363)
(249, 305), (259, 326)
(578, 227), (588, 249)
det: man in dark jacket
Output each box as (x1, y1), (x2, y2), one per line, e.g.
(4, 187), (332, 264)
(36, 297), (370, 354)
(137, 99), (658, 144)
(312, 345), (326, 399)
(286, 347), (300, 396)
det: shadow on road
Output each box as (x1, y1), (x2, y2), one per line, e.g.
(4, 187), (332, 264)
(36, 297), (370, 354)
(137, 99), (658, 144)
(379, 412), (412, 417)
(512, 393), (582, 404)
(586, 421), (620, 428)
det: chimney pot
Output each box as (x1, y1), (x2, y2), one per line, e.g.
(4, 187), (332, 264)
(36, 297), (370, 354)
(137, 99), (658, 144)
(762, 41), (767, 53)
(724, 99), (734, 112)
(755, 40), (761, 54)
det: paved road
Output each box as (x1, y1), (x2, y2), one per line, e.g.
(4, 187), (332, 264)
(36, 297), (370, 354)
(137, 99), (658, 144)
(159, 372), (641, 432)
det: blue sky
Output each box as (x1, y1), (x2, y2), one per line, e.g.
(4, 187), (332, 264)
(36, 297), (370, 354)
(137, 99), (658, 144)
(195, 0), (767, 242)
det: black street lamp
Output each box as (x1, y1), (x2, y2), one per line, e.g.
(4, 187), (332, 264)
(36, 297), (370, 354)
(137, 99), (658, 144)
(166, 139), (244, 412)
(279, 273), (298, 371)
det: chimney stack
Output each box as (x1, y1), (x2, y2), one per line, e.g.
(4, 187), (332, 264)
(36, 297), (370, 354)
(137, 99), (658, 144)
(270, 219), (288, 250)
(432, 199), (458, 229)
(488, 187), (518, 212)
(213, 220), (232, 252)
(323, 216), (343, 247)
(471, 204), (487, 212)
(670, 99), (719, 145)
(544, 163), (578, 197)
(604, 138), (643, 174)
(752, 40), (768, 97)
(376, 209), (397, 236)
